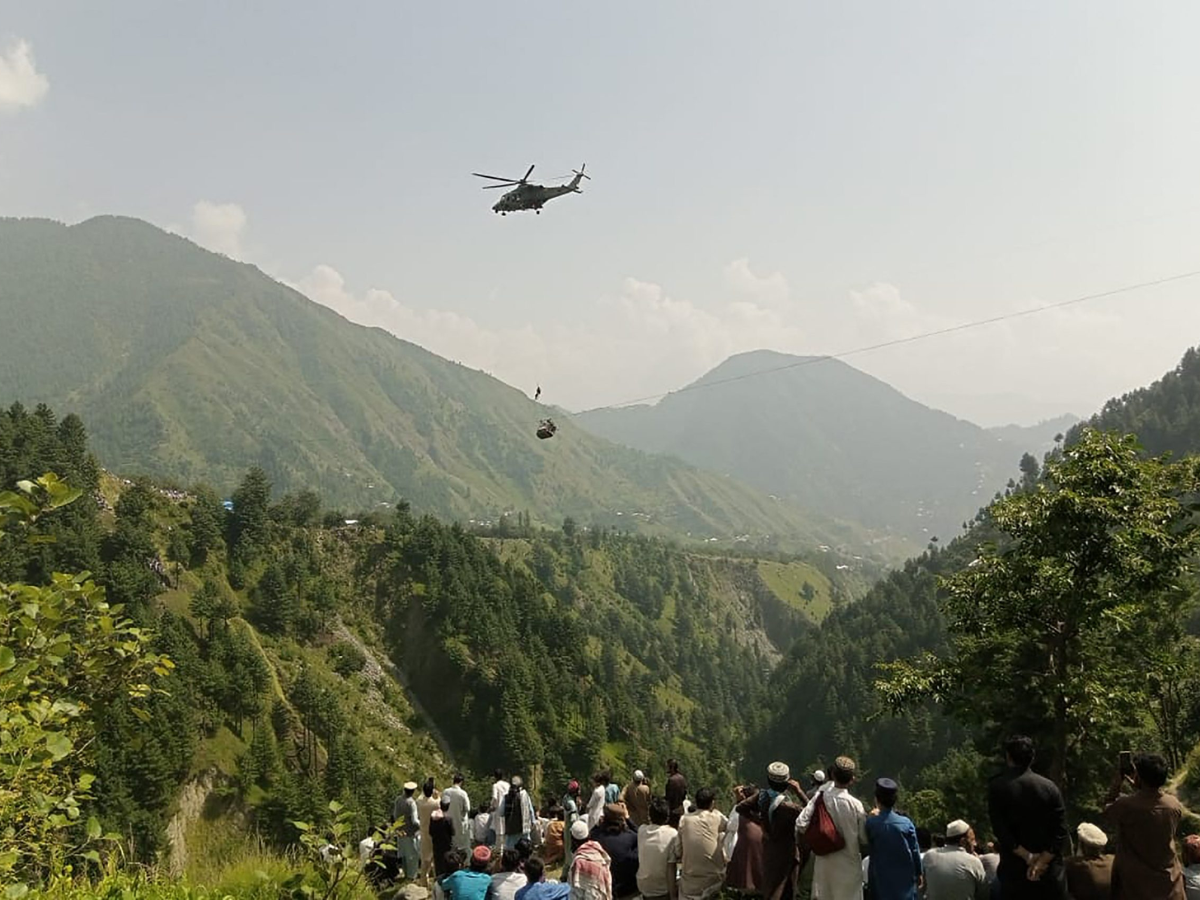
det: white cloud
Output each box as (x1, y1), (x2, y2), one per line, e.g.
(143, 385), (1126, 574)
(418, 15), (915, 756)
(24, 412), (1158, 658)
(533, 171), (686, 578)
(190, 201), (247, 258)
(0, 39), (49, 113)
(722, 257), (790, 308)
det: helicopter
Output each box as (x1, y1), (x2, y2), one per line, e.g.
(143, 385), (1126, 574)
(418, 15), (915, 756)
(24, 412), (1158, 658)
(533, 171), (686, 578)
(473, 164), (590, 215)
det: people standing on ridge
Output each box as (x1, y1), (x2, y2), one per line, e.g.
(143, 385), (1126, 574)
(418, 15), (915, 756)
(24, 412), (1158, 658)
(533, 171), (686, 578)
(418, 776), (443, 882)
(1105, 752), (1185, 899)
(798, 756), (867, 900)
(1064, 822), (1112, 900)
(622, 770), (652, 827)
(638, 797), (679, 900)
(563, 780), (583, 826)
(864, 777), (922, 900)
(394, 780), (422, 881)
(501, 776), (538, 850)
(921, 819), (987, 900)
(668, 787), (728, 900)
(491, 769), (512, 848)
(588, 773), (609, 832)
(603, 770), (621, 806)
(666, 759), (688, 828)
(445, 773), (473, 853)
(987, 735), (1068, 898)
(430, 796), (457, 879)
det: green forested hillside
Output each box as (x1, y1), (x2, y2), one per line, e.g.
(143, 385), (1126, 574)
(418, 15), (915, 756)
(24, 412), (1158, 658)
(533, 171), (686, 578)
(1, 401), (861, 880)
(0, 216), (869, 557)
(575, 349), (1020, 544)
(1073, 346), (1200, 456)
(751, 345), (1200, 823)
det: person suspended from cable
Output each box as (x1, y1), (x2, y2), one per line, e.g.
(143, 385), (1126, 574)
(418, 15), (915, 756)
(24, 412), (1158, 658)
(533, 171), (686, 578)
(537, 418), (557, 440)
(535, 385), (541, 401)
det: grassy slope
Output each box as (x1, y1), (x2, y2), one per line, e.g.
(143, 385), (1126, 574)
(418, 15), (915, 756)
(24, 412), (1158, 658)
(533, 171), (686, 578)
(0, 215), (877, 558)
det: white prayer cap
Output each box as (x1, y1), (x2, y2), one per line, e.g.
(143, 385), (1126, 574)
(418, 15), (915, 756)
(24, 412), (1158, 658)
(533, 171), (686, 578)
(634, 770), (645, 782)
(812, 769), (826, 783)
(403, 781), (418, 791)
(767, 761), (790, 781)
(570, 819), (590, 841)
(1077, 822), (1107, 847)
(946, 820), (970, 839)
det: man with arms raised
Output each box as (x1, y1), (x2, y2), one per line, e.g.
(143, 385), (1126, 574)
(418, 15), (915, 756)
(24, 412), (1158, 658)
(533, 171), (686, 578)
(797, 756), (866, 900)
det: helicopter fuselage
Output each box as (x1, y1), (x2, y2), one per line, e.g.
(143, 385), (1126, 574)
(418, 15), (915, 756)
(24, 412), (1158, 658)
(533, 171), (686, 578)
(492, 173), (585, 215)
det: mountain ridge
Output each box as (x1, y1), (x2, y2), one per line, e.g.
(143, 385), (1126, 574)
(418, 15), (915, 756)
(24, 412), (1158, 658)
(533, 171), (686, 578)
(0, 215), (874, 556)
(575, 348), (1023, 542)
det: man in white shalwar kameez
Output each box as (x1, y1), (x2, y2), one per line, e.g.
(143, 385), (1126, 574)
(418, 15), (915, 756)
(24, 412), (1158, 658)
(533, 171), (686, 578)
(444, 772), (473, 853)
(797, 756), (867, 900)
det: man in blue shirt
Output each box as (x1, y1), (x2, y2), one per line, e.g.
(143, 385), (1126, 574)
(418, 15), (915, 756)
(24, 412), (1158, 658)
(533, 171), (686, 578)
(864, 777), (922, 900)
(515, 857), (570, 900)
(441, 845), (494, 900)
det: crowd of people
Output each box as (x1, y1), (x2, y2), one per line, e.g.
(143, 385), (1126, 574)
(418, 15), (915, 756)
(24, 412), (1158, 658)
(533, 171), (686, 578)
(347, 739), (1200, 900)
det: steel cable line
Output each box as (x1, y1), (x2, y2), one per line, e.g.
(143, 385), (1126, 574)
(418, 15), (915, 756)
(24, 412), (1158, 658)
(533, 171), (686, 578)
(596, 268), (1200, 410)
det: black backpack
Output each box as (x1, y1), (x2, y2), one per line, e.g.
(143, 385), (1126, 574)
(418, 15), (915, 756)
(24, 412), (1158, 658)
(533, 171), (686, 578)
(504, 787), (525, 834)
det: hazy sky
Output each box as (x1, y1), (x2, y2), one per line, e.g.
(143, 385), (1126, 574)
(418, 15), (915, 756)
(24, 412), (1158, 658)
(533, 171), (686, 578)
(4, 2), (1200, 426)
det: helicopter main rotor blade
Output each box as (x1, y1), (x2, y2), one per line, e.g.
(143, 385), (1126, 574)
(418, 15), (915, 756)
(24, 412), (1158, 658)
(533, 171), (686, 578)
(481, 182), (519, 189)
(474, 173), (522, 182)
(522, 164), (535, 181)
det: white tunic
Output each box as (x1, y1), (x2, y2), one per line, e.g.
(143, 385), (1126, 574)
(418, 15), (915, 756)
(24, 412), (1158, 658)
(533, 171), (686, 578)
(444, 784), (472, 850)
(586, 785), (607, 831)
(797, 783), (867, 900)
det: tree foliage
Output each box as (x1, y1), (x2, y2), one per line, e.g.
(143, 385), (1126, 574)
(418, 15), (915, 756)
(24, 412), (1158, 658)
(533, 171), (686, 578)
(0, 474), (172, 888)
(878, 429), (1200, 805)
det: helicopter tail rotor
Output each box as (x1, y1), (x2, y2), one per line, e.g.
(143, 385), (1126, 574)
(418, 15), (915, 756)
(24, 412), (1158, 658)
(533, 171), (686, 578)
(571, 164), (590, 192)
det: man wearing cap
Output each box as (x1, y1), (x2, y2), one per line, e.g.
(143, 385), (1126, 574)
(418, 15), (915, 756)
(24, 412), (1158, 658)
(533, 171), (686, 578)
(394, 781), (422, 881)
(442, 845), (495, 900)
(668, 787), (728, 900)
(445, 773), (473, 854)
(500, 775), (538, 851)
(563, 780), (583, 826)
(567, 818), (614, 900)
(921, 820), (987, 900)
(797, 756), (867, 900)
(592, 803), (639, 899)
(740, 761), (807, 900)
(622, 770), (652, 827)
(1064, 823), (1112, 900)
(864, 778), (922, 899)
